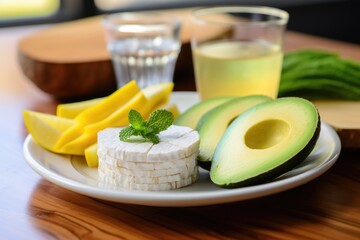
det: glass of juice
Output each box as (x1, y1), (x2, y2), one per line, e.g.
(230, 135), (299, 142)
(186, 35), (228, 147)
(102, 13), (182, 89)
(191, 6), (289, 99)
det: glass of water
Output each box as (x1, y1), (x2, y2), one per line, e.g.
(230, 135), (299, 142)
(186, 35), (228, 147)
(102, 12), (182, 89)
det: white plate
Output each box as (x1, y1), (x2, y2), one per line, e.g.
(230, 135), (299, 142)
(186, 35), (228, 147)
(23, 92), (341, 207)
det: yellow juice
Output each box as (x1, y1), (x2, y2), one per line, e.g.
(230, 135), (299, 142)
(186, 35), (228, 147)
(193, 40), (283, 99)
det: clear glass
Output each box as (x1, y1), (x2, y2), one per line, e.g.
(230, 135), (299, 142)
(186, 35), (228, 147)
(102, 12), (182, 89)
(191, 6), (289, 99)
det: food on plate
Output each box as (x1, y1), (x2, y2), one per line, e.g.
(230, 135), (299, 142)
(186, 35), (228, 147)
(97, 109), (200, 191)
(119, 109), (175, 144)
(210, 97), (320, 188)
(57, 82), (174, 119)
(84, 143), (98, 168)
(57, 97), (104, 119)
(24, 76), (324, 190)
(23, 111), (77, 153)
(23, 81), (177, 165)
(174, 96), (235, 129)
(196, 95), (271, 170)
(55, 82), (174, 152)
(75, 80), (141, 126)
(279, 49), (360, 100)
(58, 92), (148, 155)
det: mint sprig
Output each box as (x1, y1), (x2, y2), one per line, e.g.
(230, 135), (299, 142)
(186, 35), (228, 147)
(119, 109), (174, 144)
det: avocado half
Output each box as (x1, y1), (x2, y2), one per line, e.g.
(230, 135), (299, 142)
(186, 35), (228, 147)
(196, 95), (272, 170)
(210, 97), (321, 188)
(174, 96), (235, 129)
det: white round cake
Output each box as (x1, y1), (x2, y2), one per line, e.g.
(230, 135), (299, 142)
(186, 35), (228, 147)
(97, 125), (200, 191)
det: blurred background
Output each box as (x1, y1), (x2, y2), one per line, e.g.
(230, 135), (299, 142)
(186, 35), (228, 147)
(0, 0), (359, 44)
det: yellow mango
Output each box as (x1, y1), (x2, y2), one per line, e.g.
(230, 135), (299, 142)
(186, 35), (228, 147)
(60, 83), (175, 155)
(56, 82), (174, 119)
(85, 92), (148, 134)
(141, 82), (174, 117)
(75, 80), (140, 125)
(55, 81), (140, 148)
(56, 98), (103, 119)
(23, 110), (76, 153)
(60, 132), (97, 155)
(59, 92), (148, 155)
(159, 102), (181, 119)
(142, 82), (173, 104)
(25, 81), (176, 163)
(85, 143), (98, 168)
(54, 122), (84, 151)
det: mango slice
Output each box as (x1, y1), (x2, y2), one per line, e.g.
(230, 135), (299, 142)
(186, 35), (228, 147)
(24, 81), (176, 167)
(23, 111), (76, 152)
(55, 81), (140, 148)
(75, 80), (140, 125)
(161, 103), (181, 119)
(142, 83), (174, 114)
(56, 98), (103, 119)
(84, 143), (98, 168)
(56, 82), (173, 119)
(60, 92), (148, 155)
(58, 83), (174, 155)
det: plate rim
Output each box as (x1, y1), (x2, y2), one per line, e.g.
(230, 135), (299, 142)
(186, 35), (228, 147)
(23, 92), (342, 207)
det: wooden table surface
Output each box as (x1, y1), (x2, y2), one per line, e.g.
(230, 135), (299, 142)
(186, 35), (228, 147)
(1, 23), (360, 239)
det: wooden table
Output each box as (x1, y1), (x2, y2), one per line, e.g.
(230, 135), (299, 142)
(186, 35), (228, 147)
(1, 23), (360, 239)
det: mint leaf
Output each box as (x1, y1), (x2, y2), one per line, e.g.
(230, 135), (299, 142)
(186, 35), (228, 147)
(144, 133), (160, 144)
(128, 109), (145, 130)
(147, 109), (174, 133)
(119, 109), (174, 144)
(119, 126), (136, 141)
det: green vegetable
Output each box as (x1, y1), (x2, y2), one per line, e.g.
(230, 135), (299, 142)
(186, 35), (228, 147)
(119, 109), (174, 144)
(279, 49), (360, 100)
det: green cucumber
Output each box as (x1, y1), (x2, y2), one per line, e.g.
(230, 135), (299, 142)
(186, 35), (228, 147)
(279, 49), (360, 100)
(282, 49), (336, 73)
(279, 78), (360, 100)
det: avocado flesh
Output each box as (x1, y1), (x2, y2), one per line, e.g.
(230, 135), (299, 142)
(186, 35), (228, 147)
(174, 96), (235, 129)
(210, 97), (320, 188)
(196, 95), (272, 170)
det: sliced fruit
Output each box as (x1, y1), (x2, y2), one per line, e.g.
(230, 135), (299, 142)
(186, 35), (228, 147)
(56, 82), (173, 119)
(141, 82), (174, 117)
(55, 81), (140, 148)
(197, 95), (271, 170)
(56, 98), (103, 119)
(25, 81), (176, 160)
(56, 82), (173, 150)
(174, 96), (236, 129)
(142, 82), (173, 105)
(74, 80), (140, 125)
(85, 143), (98, 168)
(54, 122), (84, 151)
(60, 92), (148, 155)
(23, 110), (76, 152)
(210, 97), (321, 188)
(159, 102), (180, 119)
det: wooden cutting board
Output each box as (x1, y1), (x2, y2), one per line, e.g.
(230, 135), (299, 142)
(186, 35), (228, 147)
(18, 8), (228, 100)
(313, 100), (360, 148)
(17, 9), (360, 148)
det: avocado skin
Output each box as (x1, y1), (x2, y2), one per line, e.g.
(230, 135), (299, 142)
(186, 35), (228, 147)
(214, 115), (321, 189)
(198, 160), (212, 171)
